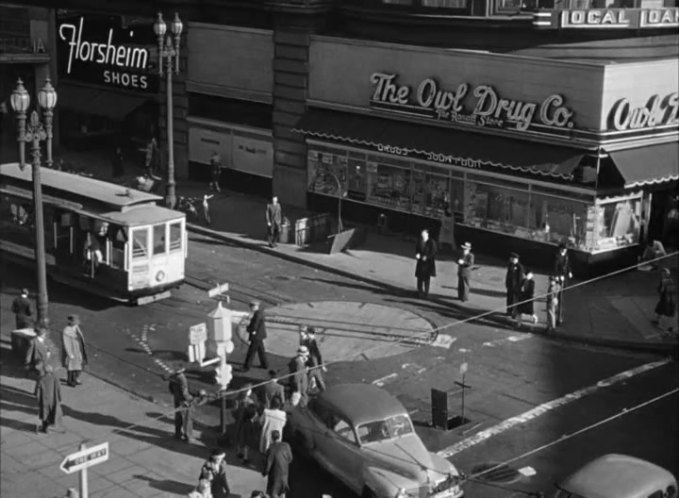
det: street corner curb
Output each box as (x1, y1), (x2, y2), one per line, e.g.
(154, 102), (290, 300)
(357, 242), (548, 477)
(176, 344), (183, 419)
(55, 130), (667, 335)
(539, 329), (679, 356)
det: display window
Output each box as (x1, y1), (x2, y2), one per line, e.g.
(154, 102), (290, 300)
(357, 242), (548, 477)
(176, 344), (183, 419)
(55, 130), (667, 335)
(367, 159), (412, 210)
(592, 196), (643, 250)
(464, 181), (530, 235)
(530, 193), (588, 248)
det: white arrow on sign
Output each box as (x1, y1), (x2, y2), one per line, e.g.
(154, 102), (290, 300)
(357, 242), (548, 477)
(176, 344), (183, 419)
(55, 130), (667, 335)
(208, 283), (229, 298)
(60, 442), (109, 474)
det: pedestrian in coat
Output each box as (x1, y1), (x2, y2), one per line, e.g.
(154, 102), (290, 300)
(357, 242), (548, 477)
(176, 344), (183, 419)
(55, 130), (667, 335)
(62, 315), (87, 387)
(457, 242), (474, 302)
(266, 196), (283, 248)
(553, 243), (573, 324)
(34, 363), (63, 433)
(259, 397), (287, 454)
(288, 346), (310, 407)
(546, 277), (561, 333)
(260, 370), (286, 409)
(199, 449), (230, 498)
(209, 151), (222, 192)
(168, 365), (202, 442)
(11, 288), (32, 329)
(262, 430), (293, 498)
(300, 326), (327, 392)
(243, 300), (269, 371)
(187, 478), (212, 498)
(653, 268), (676, 333)
(505, 252), (525, 318)
(415, 229), (437, 298)
(25, 327), (51, 376)
(517, 270), (538, 324)
(235, 384), (260, 464)
(112, 145), (124, 178)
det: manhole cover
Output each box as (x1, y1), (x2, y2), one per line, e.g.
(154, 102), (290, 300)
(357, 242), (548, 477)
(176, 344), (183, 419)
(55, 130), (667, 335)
(471, 462), (522, 484)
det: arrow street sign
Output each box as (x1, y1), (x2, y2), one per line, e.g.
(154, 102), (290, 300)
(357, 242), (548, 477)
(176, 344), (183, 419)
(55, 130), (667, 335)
(208, 282), (229, 298)
(60, 442), (109, 474)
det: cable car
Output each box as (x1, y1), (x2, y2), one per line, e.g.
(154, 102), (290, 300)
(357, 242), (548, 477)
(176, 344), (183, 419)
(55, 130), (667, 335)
(0, 162), (186, 305)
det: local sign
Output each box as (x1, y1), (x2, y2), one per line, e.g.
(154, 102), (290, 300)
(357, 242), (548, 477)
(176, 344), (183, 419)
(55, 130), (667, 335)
(60, 442), (109, 474)
(369, 72), (576, 133)
(57, 15), (158, 92)
(533, 7), (679, 29)
(189, 323), (208, 346)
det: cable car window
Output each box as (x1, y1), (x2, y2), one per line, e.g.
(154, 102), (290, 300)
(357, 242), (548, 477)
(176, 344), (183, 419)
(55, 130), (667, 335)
(110, 226), (127, 269)
(153, 224), (166, 255)
(169, 222), (182, 251)
(132, 228), (148, 259)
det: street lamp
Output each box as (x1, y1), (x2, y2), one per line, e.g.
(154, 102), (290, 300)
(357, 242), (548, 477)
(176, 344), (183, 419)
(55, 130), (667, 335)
(153, 12), (183, 209)
(10, 78), (57, 329)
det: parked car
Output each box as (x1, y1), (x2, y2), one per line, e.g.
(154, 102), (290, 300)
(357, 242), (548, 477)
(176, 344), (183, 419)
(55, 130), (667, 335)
(287, 383), (464, 498)
(554, 454), (677, 498)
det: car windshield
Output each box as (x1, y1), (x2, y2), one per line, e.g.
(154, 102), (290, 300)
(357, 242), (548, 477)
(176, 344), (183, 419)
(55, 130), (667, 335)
(357, 414), (414, 444)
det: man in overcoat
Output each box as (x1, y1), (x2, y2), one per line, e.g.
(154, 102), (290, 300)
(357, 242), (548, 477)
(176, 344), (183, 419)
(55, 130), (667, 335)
(505, 252), (525, 318)
(553, 243), (573, 324)
(34, 363), (63, 433)
(12, 288), (32, 329)
(266, 196), (283, 248)
(457, 242), (474, 302)
(168, 365), (200, 442)
(289, 346), (310, 407)
(300, 326), (327, 392)
(243, 300), (269, 371)
(263, 430), (293, 498)
(61, 315), (87, 387)
(415, 229), (437, 298)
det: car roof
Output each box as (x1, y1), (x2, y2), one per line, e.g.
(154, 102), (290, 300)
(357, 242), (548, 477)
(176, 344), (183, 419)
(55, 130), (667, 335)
(318, 384), (407, 426)
(560, 454), (677, 498)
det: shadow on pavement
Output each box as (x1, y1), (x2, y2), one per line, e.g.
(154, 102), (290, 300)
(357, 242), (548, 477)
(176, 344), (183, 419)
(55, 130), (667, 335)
(132, 474), (195, 495)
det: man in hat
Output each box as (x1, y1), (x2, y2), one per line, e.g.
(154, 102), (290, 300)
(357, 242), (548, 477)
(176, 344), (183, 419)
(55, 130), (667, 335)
(61, 315), (88, 387)
(243, 300), (269, 372)
(262, 429), (293, 498)
(25, 327), (51, 377)
(457, 242), (474, 302)
(414, 229), (437, 298)
(12, 288), (32, 329)
(289, 346), (310, 407)
(505, 252), (525, 318)
(34, 363), (63, 434)
(260, 369), (286, 409)
(553, 242), (573, 324)
(199, 448), (230, 498)
(168, 363), (202, 442)
(300, 326), (327, 392)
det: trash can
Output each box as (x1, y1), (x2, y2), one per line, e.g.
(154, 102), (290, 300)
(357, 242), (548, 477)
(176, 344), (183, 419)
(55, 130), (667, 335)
(11, 328), (36, 362)
(279, 221), (290, 244)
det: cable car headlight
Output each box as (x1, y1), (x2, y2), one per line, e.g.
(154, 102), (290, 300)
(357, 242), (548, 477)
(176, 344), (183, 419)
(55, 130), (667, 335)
(156, 270), (165, 282)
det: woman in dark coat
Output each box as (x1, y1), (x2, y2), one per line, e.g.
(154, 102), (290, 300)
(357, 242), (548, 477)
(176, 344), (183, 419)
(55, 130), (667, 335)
(415, 229), (437, 298)
(234, 384), (260, 464)
(518, 270), (538, 324)
(653, 268), (676, 332)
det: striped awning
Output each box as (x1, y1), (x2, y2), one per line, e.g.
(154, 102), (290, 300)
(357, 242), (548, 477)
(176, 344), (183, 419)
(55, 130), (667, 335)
(607, 143), (679, 189)
(293, 108), (588, 180)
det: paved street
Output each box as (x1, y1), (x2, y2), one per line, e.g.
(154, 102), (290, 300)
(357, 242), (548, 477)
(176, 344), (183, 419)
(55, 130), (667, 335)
(2, 228), (677, 497)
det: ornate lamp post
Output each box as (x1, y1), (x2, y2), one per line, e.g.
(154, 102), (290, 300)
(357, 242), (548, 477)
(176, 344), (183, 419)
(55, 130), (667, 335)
(10, 78), (57, 329)
(153, 12), (183, 209)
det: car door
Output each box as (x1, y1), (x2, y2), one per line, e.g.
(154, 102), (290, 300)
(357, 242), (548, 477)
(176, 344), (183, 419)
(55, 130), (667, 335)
(315, 413), (363, 493)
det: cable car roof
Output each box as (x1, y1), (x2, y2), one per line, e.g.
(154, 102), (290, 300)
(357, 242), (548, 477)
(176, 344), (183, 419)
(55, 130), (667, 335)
(0, 162), (162, 210)
(103, 205), (184, 226)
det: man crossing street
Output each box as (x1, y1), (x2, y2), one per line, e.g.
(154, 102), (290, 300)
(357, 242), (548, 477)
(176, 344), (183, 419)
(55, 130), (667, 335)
(243, 300), (269, 372)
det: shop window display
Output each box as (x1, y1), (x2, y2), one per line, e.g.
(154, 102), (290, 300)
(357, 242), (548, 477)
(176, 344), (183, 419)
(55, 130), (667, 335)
(530, 193), (588, 248)
(593, 197), (642, 250)
(308, 150), (348, 196)
(465, 182), (530, 235)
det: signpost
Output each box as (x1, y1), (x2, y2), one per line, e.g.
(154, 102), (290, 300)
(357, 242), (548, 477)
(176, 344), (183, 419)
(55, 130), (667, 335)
(60, 442), (109, 498)
(207, 282), (229, 298)
(188, 322), (210, 365)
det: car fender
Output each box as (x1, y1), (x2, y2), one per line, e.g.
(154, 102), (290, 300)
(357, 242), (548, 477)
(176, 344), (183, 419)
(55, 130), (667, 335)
(364, 465), (417, 497)
(428, 452), (460, 477)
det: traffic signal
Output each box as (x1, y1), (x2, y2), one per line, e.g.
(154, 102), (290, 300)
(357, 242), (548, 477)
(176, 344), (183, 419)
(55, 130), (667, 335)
(214, 362), (233, 390)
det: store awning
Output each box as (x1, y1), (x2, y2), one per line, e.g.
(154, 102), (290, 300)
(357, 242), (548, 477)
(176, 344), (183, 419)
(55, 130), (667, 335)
(58, 83), (151, 121)
(607, 143), (679, 189)
(293, 108), (587, 180)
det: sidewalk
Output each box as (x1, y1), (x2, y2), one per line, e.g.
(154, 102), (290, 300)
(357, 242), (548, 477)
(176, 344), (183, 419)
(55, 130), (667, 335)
(0, 342), (267, 498)
(57, 149), (679, 354)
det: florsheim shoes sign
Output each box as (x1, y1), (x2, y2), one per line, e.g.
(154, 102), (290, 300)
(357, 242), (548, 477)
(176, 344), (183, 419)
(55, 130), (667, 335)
(57, 15), (158, 92)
